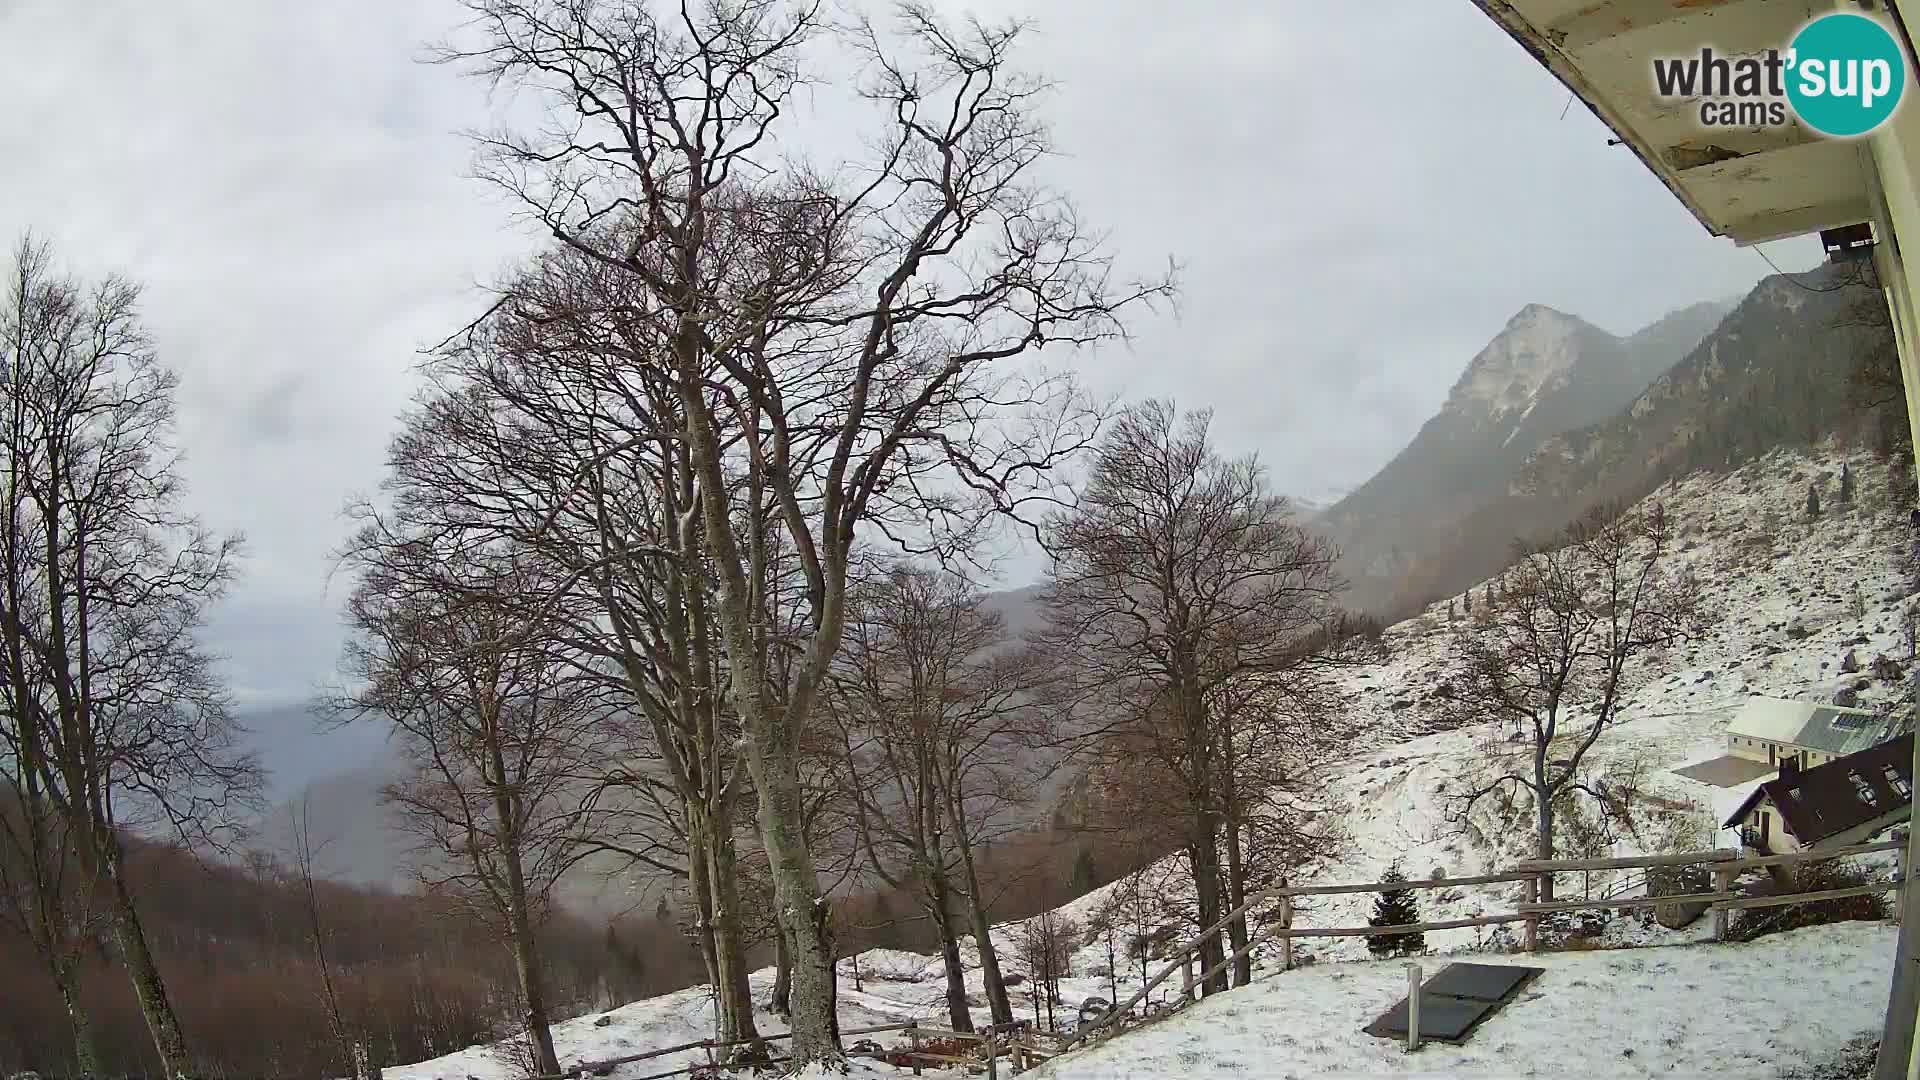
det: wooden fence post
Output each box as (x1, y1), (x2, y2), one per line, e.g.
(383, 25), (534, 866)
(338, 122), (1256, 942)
(1181, 952), (1195, 1002)
(1713, 865), (1735, 941)
(986, 1027), (999, 1080)
(908, 1021), (921, 1077)
(1406, 962), (1422, 1053)
(1279, 894), (1294, 972)
(1522, 874), (1539, 952)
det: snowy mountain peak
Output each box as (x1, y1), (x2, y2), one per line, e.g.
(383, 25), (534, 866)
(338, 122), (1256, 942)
(1446, 305), (1605, 422)
(1506, 302), (1580, 328)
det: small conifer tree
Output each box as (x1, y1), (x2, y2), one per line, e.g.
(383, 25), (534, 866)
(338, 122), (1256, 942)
(1367, 863), (1425, 958)
(1807, 482), (1822, 520)
(1840, 462), (1855, 506)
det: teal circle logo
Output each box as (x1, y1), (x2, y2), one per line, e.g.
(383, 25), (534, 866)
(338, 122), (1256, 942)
(1786, 13), (1907, 137)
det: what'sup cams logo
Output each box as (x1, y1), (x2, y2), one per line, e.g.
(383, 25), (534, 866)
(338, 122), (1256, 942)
(1652, 12), (1908, 137)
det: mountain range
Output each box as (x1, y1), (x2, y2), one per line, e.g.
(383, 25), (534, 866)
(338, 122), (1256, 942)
(245, 261), (1894, 907)
(1312, 296), (1736, 613)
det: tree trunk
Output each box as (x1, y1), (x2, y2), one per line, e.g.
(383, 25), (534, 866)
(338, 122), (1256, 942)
(54, 960), (100, 1079)
(928, 873), (975, 1032)
(312, 925), (353, 1074)
(1187, 826), (1229, 996)
(502, 856), (561, 1078)
(1223, 821), (1251, 988)
(770, 923), (792, 1016)
(685, 813), (726, 1034)
(736, 720), (839, 1061)
(104, 855), (195, 1079)
(1535, 788), (1556, 903)
(708, 826), (765, 1060)
(508, 911), (561, 1079)
(823, 904), (841, 1048)
(948, 798), (1013, 1025)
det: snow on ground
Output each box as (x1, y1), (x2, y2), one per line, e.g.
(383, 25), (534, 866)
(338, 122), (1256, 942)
(1122, 444), (1918, 965)
(828, 446), (1918, 1018)
(1033, 921), (1895, 1080)
(390, 445), (1914, 1079)
(385, 964), (959, 1080)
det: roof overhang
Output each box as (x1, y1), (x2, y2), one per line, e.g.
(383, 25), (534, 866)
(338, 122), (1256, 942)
(1475, 0), (1881, 245)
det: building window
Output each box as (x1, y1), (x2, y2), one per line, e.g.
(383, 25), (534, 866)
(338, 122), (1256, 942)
(1850, 772), (1880, 808)
(1886, 765), (1912, 799)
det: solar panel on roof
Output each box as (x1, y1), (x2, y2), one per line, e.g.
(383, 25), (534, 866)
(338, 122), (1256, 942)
(1831, 713), (1872, 730)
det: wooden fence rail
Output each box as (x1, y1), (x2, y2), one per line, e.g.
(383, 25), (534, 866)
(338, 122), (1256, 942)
(1060, 834), (1911, 1054)
(507, 835), (1912, 1078)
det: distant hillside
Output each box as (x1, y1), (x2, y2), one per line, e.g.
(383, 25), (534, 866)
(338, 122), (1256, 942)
(1319, 298), (1733, 613)
(0, 809), (682, 1079)
(236, 701), (391, 803)
(1519, 267), (1886, 500)
(1365, 267), (1893, 616)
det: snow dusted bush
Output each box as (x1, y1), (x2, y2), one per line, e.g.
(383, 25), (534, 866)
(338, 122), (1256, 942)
(1728, 860), (1890, 942)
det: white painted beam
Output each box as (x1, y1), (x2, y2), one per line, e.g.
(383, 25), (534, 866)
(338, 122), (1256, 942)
(1548, 0), (1742, 53)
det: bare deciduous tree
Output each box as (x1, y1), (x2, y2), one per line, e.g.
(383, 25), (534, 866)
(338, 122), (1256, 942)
(435, 3), (1171, 1064)
(1015, 910), (1077, 1031)
(287, 793), (355, 1076)
(365, 242), (776, 1055)
(340, 550), (603, 1079)
(0, 775), (107, 1075)
(828, 564), (1041, 1029)
(1035, 401), (1344, 996)
(0, 234), (256, 1080)
(1441, 505), (1699, 899)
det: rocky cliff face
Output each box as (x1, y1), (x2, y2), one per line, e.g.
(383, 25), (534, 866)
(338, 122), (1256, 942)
(1318, 297), (1734, 611)
(1516, 269), (1880, 506)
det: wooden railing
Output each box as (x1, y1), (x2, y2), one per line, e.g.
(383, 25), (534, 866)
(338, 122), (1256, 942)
(509, 1017), (1074, 1080)
(463, 836), (1912, 1078)
(1061, 835), (1912, 1053)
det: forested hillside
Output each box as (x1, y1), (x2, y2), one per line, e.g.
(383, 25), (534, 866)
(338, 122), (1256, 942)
(0, 816), (679, 1079)
(1358, 264), (1897, 618)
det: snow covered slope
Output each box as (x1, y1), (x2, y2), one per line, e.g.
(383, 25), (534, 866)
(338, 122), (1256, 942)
(1073, 443), (1915, 964)
(390, 444), (1912, 1079)
(1036, 922), (1894, 1080)
(384, 963), (956, 1080)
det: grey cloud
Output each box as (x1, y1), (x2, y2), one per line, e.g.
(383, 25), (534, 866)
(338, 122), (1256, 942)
(1, 0), (1823, 719)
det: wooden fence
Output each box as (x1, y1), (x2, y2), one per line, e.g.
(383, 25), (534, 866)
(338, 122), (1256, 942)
(1062, 835), (1911, 1052)
(438, 836), (1909, 1079)
(503, 1017), (1072, 1080)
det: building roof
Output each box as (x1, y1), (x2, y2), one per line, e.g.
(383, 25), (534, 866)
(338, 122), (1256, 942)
(1722, 732), (1914, 845)
(1473, 0), (1876, 245)
(1725, 696), (1900, 757)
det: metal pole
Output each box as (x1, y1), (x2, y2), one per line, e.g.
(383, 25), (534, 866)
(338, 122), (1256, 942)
(1523, 875), (1539, 952)
(1406, 962), (1422, 1053)
(1713, 865), (1735, 942)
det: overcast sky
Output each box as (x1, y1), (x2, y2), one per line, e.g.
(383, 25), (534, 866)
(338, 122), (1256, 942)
(0, 0), (1822, 714)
